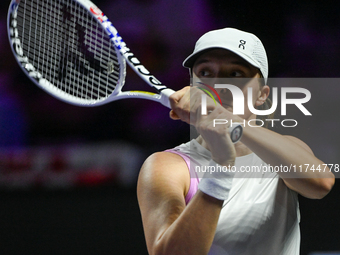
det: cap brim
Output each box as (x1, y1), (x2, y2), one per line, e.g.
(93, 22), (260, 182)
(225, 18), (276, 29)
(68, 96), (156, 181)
(182, 46), (261, 72)
(183, 48), (212, 68)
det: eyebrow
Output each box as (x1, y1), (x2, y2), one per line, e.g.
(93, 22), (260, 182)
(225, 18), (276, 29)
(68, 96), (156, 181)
(194, 58), (209, 66)
(230, 60), (252, 70)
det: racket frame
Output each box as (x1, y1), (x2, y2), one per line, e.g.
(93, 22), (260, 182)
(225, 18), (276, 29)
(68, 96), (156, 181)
(7, 0), (242, 143)
(7, 0), (174, 108)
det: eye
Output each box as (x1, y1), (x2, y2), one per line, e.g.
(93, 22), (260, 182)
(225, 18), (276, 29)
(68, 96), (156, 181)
(230, 71), (243, 77)
(198, 69), (212, 77)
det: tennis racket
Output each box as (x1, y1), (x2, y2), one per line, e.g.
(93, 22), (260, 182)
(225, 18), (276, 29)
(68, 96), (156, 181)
(7, 0), (242, 143)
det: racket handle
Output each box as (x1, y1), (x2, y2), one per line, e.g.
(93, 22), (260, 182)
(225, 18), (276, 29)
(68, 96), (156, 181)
(160, 89), (243, 143)
(159, 88), (175, 108)
(229, 123), (243, 143)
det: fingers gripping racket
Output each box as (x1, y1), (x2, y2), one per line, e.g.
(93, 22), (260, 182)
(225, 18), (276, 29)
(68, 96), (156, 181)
(7, 0), (242, 143)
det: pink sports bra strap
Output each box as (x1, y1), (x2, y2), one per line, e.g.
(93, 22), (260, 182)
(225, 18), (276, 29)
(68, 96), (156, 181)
(165, 149), (199, 204)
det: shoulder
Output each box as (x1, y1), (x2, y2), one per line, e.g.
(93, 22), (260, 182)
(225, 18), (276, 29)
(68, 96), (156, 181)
(141, 150), (189, 170)
(137, 151), (191, 201)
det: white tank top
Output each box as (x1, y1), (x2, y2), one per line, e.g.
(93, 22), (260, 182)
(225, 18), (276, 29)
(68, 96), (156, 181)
(172, 139), (301, 255)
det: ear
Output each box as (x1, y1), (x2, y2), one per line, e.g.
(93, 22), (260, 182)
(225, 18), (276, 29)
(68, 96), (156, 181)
(255, 85), (270, 107)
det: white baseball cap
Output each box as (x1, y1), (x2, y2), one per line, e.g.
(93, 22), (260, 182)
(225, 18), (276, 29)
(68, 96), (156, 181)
(183, 28), (268, 83)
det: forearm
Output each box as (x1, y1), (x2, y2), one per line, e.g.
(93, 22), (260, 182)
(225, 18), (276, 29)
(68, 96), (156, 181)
(153, 191), (223, 255)
(241, 125), (335, 198)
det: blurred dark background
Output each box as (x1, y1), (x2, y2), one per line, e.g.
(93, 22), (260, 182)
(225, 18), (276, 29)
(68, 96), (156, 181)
(0, 0), (340, 254)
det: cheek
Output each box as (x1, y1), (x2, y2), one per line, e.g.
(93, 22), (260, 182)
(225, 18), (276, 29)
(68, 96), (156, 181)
(240, 85), (261, 118)
(243, 86), (260, 106)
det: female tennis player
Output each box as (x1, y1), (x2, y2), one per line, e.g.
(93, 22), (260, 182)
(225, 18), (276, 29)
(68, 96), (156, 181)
(137, 28), (335, 255)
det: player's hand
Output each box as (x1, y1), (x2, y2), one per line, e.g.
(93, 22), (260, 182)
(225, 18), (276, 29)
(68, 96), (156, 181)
(169, 86), (222, 125)
(169, 86), (194, 123)
(169, 86), (239, 166)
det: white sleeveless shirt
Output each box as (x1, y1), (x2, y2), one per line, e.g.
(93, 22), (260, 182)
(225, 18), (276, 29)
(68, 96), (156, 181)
(171, 139), (301, 255)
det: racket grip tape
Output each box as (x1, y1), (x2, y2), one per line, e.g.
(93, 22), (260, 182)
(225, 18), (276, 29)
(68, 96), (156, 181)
(159, 88), (175, 108)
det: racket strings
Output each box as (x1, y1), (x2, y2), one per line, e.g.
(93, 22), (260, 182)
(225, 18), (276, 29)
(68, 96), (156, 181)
(16, 0), (122, 101)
